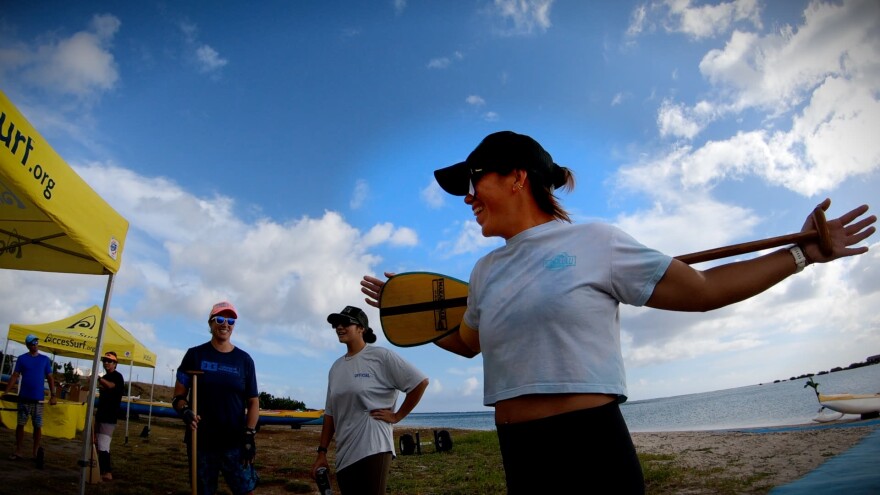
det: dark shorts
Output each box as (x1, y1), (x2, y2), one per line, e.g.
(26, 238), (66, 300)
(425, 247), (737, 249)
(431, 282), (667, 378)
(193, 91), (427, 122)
(496, 401), (644, 495)
(337, 451), (392, 495)
(17, 401), (44, 428)
(194, 446), (259, 495)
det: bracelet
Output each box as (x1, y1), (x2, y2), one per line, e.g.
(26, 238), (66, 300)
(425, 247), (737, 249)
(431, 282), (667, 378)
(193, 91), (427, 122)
(317, 446), (328, 454)
(789, 245), (807, 273)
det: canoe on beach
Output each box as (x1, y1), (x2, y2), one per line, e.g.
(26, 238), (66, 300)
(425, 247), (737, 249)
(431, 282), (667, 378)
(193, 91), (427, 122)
(118, 396), (324, 428)
(818, 393), (880, 415)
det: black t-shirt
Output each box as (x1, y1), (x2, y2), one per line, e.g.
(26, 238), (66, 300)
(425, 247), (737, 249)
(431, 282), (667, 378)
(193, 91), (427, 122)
(96, 369), (125, 424)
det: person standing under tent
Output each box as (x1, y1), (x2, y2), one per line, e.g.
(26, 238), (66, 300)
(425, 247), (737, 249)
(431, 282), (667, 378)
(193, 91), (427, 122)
(312, 305), (429, 495)
(360, 130), (876, 494)
(172, 301), (260, 495)
(4, 334), (57, 468)
(95, 350), (125, 481)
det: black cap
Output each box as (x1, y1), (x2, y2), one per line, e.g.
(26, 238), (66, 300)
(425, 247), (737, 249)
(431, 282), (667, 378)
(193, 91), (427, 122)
(327, 306), (371, 331)
(433, 130), (562, 196)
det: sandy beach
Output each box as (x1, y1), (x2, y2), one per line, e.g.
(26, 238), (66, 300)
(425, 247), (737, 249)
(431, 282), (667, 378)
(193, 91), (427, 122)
(0, 416), (876, 494)
(631, 425), (876, 491)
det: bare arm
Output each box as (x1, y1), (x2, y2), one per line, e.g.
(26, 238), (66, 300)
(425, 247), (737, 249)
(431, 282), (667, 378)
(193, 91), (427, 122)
(311, 414), (336, 477)
(46, 372), (57, 404)
(4, 372), (20, 393)
(246, 396), (260, 430)
(371, 378), (430, 424)
(648, 199), (875, 311)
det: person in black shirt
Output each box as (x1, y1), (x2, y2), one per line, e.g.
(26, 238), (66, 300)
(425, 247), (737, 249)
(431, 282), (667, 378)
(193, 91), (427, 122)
(95, 351), (125, 481)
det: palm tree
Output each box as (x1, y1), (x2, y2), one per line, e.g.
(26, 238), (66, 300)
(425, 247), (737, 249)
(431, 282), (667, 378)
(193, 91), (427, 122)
(804, 377), (821, 401)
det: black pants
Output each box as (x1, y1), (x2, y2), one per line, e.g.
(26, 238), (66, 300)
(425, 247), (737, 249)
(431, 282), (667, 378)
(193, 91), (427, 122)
(336, 451), (392, 495)
(496, 401), (644, 495)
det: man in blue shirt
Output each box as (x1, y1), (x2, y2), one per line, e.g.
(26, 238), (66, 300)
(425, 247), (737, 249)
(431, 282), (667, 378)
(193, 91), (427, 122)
(4, 334), (57, 468)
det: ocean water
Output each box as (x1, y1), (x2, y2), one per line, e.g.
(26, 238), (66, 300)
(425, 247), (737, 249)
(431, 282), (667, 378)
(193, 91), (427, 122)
(397, 364), (880, 432)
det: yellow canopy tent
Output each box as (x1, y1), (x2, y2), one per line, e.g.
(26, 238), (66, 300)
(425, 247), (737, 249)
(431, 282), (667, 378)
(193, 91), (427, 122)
(4, 305), (157, 445)
(6, 305), (156, 368)
(1, 88), (129, 494)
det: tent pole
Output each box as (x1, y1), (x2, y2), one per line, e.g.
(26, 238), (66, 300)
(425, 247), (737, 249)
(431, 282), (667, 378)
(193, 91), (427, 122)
(125, 361), (133, 445)
(148, 366), (156, 430)
(78, 272), (116, 495)
(0, 339), (9, 382)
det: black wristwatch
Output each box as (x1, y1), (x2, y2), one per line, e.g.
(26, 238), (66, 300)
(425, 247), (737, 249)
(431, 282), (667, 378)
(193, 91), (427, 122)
(317, 446), (328, 454)
(245, 427), (257, 435)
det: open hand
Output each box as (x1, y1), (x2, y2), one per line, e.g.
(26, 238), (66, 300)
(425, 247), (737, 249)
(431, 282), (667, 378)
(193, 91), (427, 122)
(361, 271), (395, 308)
(803, 199), (875, 264)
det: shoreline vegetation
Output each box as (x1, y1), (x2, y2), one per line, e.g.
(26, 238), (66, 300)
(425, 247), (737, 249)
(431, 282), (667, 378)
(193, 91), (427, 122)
(1, 413), (876, 494)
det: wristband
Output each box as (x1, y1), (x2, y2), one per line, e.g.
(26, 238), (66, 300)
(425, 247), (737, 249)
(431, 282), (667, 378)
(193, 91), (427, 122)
(789, 245), (807, 273)
(317, 446), (328, 454)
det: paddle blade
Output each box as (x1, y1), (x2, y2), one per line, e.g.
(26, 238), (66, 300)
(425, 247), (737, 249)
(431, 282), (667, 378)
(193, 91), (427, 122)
(379, 272), (469, 347)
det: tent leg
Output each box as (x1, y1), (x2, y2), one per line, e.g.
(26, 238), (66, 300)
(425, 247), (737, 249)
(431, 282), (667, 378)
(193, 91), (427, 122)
(125, 362), (133, 445)
(78, 273), (116, 495)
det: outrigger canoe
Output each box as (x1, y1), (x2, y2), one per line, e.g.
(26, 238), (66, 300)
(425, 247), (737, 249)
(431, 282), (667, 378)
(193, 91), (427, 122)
(118, 397), (324, 428)
(818, 393), (880, 415)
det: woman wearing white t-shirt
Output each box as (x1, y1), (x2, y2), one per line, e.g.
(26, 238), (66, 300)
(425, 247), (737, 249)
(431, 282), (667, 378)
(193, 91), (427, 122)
(361, 130), (875, 494)
(312, 305), (428, 495)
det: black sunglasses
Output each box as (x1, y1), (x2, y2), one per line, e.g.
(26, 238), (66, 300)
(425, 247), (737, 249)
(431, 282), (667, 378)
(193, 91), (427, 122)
(211, 316), (236, 325)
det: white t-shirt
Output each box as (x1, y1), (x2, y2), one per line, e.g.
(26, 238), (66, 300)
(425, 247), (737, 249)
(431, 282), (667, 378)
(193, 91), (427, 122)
(324, 345), (426, 471)
(464, 220), (672, 406)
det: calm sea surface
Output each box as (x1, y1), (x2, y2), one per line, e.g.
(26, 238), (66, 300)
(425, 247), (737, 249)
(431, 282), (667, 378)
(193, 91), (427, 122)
(397, 364), (880, 432)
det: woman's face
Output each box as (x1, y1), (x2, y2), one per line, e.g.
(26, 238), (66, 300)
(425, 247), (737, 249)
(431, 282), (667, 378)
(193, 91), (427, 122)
(334, 322), (363, 344)
(465, 171), (518, 239)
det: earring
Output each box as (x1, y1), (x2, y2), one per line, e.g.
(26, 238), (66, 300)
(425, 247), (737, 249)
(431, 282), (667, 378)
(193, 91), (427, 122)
(513, 182), (524, 192)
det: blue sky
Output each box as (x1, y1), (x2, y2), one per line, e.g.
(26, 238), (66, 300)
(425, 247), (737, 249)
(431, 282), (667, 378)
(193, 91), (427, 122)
(1, 0), (877, 414)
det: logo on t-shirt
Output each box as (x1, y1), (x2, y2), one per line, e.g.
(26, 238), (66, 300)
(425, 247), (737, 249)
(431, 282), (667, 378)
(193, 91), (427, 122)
(544, 252), (576, 271)
(353, 373), (372, 378)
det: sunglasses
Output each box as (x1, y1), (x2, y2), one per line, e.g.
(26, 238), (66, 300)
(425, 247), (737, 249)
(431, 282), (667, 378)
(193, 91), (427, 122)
(468, 167), (485, 196)
(101, 358), (116, 364)
(26, 341), (39, 346)
(211, 316), (236, 325)
(331, 320), (358, 328)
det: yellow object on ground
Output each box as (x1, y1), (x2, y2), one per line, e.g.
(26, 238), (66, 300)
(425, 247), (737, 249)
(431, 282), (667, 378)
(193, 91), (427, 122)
(0, 398), (87, 439)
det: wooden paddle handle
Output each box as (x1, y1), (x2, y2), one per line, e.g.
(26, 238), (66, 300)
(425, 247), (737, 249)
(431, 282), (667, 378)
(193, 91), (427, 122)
(675, 206), (833, 265)
(187, 371), (203, 495)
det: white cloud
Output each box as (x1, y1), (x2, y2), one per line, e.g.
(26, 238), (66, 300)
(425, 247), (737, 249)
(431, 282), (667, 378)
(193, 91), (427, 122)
(350, 179), (369, 209)
(466, 95), (486, 106)
(393, 0), (407, 16)
(490, 0), (554, 36)
(179, 20), (228, 76)
(641, 0), (879, 197)
(666, 0), (762, 39)
(11, 14), (120, 97)
(427, 57), (452, 69)
(421, 180), (446, 209)
(657, 99), (703, 139)
(61, 162), (416, 366)
(440, 220), (502, 256)
(362, 223), (419, 247)
(195, 45), (228, 73)
(427, 51), (463, 69)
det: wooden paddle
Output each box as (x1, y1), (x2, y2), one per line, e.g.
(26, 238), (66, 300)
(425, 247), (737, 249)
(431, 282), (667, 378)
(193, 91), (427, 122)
(379, 272), (468, 347)
(378, 206), (834, 347)
(186, 370), (204, 495)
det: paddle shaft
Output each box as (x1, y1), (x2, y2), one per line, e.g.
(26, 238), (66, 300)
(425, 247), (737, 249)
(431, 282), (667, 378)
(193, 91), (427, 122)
(675, 206), (832, 265)
(187, 371), (204, 495)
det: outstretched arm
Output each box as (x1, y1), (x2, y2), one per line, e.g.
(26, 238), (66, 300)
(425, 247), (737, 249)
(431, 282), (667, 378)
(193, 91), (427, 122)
(648, 199), (875, 312)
